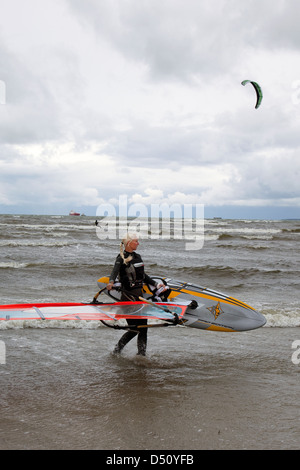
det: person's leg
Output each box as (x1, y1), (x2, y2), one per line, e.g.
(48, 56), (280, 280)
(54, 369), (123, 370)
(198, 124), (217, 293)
(136, 319), (147, 356)
(113, 289), (148, 355)
(113, 329), (137, 354)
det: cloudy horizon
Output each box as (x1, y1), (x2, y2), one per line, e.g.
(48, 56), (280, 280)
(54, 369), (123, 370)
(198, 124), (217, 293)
(1, 0), (300, 219)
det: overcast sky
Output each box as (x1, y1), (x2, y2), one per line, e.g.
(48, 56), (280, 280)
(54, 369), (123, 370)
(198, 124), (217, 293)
(1, 0), (300, 219)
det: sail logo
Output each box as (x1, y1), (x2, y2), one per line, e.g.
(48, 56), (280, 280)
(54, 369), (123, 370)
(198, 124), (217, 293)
(207, 302), (223, 320)
(0, 341), (6, 365)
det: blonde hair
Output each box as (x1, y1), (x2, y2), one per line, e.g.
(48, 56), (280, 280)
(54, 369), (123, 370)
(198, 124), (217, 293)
(120, 232), (138, 264)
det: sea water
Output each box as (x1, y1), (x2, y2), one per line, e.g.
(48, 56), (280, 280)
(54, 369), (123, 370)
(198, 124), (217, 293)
(0, 214), (299, 450)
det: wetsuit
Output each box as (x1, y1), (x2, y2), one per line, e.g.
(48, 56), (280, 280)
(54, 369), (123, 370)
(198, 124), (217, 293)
(109, 251), (157, 355)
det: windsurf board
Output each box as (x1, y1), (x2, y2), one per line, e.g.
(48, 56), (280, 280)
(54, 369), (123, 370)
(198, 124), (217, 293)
(97, 276), (266, 332)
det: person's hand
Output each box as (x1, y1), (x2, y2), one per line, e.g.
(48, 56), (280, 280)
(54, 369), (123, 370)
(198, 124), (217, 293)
(156, 282), (167, 292)
(106, 281), (114, 291)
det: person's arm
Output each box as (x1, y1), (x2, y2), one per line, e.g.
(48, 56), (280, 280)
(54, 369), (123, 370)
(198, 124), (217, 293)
(144, 273), (157, 287)
(107, 256), (122, 290)
(144, 273), (167, 291)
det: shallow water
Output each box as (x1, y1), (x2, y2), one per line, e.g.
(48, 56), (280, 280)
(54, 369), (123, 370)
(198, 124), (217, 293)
(1, 214), (299, 450)
(1, 214), (299, 326)
(1, 326), (300, 450)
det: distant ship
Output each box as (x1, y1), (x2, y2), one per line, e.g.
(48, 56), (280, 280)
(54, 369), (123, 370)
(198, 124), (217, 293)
(69, 210), (80, 216)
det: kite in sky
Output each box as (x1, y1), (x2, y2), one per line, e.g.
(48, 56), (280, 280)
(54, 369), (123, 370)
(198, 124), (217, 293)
(241, 80), (263, 109)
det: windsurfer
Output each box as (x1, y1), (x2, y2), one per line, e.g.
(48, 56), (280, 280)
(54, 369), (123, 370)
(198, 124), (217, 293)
(107, 233), (166, 356)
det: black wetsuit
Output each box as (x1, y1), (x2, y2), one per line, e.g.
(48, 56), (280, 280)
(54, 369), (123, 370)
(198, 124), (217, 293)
(109, 251), (156, 355)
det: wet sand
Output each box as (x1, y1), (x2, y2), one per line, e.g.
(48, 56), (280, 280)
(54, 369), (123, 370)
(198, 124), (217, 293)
(1, 326), (299, 450)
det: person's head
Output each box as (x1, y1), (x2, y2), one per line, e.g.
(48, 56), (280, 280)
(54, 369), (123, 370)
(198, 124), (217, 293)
(120, 233), (139, 263)
(122, 233), (139, 252)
